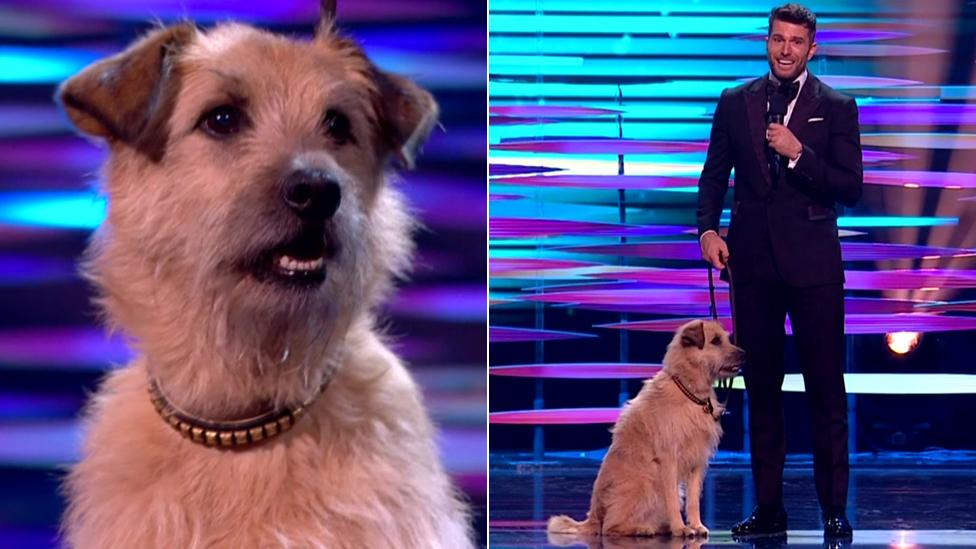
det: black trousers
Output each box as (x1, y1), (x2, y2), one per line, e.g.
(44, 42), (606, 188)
(731, 229), (849, 514)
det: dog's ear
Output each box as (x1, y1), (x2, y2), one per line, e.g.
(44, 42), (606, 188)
(373, 70), (439, 169)
(680, 321), (706, 350)
(56, 23), (195, 162)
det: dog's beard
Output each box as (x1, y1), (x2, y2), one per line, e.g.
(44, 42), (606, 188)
(206, 204), (370, 374)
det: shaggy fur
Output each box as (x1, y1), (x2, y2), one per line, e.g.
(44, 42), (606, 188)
(547, 320), (743, 539)
(57, 9), (472, 549)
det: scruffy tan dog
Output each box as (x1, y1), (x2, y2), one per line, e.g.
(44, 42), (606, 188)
(548, 320), (743, 539)
(57, 2), (473, 547)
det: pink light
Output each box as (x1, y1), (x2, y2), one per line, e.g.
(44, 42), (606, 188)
(600, 314), (976, 335)
(490, 408), (622, 425)
(491, 363), (662, 379)
(491, 139), (707, 155)
(490, 326), (597, 343)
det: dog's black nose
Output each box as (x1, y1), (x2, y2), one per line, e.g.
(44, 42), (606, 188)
(282, 169), (341, 220)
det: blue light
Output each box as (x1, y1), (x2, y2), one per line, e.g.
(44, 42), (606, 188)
(489, 13), (886, 35)
(489, 0), (887, 14)
(0, 46), (101, 84)
(0, 192), (105, 229)
(490, 37), (767, 57)
(489, 80), (742, 99)
(492, 121), (710, 141)
(719, 210), (957, 228)
(490, 56), (771, 77)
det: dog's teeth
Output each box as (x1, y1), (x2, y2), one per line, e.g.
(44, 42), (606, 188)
(275, 255), (325, 274)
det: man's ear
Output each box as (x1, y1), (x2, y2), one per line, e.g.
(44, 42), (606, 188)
(680, 321), (706, 350)
(373, 70), (439, 170)
(56, 23), (196, 162)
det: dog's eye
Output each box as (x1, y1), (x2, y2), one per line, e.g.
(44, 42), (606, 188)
(200, 105), (243, 137)
(323, 109), (354, 144)
(711, 336), (721, 345)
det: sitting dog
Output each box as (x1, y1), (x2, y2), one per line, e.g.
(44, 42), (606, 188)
(547, 320), (743, 538)
(58, 1), (472, 547)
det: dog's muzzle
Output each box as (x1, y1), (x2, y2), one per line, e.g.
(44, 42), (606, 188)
(720, 347), (746, 377)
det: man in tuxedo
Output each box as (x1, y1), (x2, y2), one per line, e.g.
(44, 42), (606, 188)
(696, 3), (862, 542)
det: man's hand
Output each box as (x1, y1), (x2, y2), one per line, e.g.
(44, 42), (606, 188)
(700, 231), (729, 270)
(766, 123), (803, 160)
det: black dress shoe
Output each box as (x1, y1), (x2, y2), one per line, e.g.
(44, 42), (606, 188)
(823, 513), (853, 540)
(731, 505), (788, 539)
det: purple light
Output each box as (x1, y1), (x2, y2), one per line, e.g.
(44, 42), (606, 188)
(389, 284), (485, 323)
(862, 133), (976, 150)
(491, 174), (700, 190)
(816, 44), (944, 57)
(490, 326), (596, 343)
(491, 218), (688, 238)
(489, 164), (562, 177)
(560, 241), (976, 262)
(863, 149), (914, 163)
(809, 75), (923, 89)
(491, 363), (661, 379)
(0, 393), (83, 419)
(490, 408), (621, 425)
(490, 106), (621, 117)
(519, 289), (923, 315)
(0, 420), (80, 464)
(588, 268), (976, 291)
(491, 258), (598, 274)
(0, 254), (77, 285)
(0, 105), (70, 137)
(916, 301), (976, 313)
(0, 137), (105, 174)
(0, 328), (131, 369)
(405, 175), (486, 230)
(490, 116), (556, 126)
(494, 168), (976, 190)
(491, 139), (706, 154)
(860, 104), (976, 126)
(489, 193), (525, 201)
(600, 314), (976, 335)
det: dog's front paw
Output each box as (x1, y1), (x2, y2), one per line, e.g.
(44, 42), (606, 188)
(687, 522), (709, 537)
(674, 525), (697, 537)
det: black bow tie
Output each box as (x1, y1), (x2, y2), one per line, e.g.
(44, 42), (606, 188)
(767, 79), (800, 103)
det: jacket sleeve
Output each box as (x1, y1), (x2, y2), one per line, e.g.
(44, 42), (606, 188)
(696, 89), (733, 237)
(790, 95), (863, 207)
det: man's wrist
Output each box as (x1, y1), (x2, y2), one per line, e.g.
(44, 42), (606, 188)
(699, 229), (718, 244)
(787, 145), (803, 169)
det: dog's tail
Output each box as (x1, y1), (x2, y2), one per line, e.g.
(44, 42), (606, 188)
(547, 514), (598, 535)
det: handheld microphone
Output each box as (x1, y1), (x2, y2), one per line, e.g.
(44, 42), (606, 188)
(767, 93), (787, 128)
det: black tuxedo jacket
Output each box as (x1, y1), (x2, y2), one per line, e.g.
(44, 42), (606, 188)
(696, 74), (863, 287)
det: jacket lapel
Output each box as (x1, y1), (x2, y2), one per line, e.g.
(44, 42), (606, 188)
(743, 76), (771, 191)
(787, 74), (823, 141)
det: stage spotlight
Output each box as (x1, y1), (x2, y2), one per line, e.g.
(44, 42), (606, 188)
(886, 331), (921, 355)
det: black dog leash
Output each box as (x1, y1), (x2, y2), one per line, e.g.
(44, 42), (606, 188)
(709, 254), (737, 413)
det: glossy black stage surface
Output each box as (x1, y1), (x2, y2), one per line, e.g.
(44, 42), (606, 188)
(490, 453), (976, 548)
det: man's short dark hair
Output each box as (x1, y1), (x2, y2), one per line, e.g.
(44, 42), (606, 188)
(769, 3), (817, 39)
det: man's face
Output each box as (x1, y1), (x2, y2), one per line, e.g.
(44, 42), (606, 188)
(766, 19), (817, 82)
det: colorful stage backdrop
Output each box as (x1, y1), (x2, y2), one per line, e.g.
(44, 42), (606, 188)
(0, 2), (486, 547)
(489, 0), (976, 459)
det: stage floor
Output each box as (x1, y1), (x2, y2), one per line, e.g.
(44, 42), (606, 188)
(489, 453), (976, 548)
